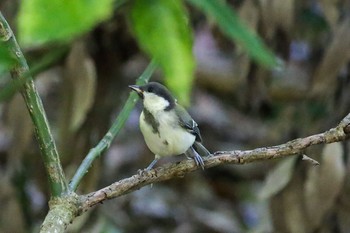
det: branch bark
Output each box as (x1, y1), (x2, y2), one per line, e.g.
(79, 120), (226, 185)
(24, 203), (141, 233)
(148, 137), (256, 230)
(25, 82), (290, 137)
(40, 194), (80, 232)
(78, 113), (350, 213)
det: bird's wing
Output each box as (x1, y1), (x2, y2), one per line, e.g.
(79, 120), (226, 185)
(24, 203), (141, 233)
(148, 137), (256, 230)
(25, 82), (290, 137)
(175, 104), (202, 142)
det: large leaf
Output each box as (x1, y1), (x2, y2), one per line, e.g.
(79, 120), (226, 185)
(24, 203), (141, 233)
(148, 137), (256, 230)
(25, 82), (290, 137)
(304, 143), (345, 230)
(18, 0), (113, 46)
(58, 41), (96, 157)
(130, 0), (195, 106)
(258, 156), (297, 199)
(188, 0), (277, 67)
(311, 18), (350, 97)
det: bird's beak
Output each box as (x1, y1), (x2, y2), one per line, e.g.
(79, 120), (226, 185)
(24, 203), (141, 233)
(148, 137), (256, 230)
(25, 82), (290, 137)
(129, 85), (144, 98)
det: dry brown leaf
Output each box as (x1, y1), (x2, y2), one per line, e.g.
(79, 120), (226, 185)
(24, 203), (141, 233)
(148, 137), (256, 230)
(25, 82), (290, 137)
(0, 177), (26, 233)
(58, 41), (96, 159)
(258, 156), (297, 200)
(192, 207), (240, 232)
(270, 167), (309, 233)
(236, 0), (258, 87)
(5, 93), (33, 175)
(62, 40), (96, 133)
(338, 203), (350, 233)
(312, 18), (350, 97)
(282, 173), (309, 233)
(336, 141), (350, 233)
(269, 57), (311, 101)
(259, 0), (294, 37)
(194, 26), (241, 93)
(259, 0), (276, 39)
(304, 142), (346, 231)
(239, 0), (259, 31)
(272, 0), (294, 34)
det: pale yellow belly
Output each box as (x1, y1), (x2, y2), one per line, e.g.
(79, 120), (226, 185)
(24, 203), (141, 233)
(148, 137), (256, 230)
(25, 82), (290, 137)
(139, 111), (195, 157)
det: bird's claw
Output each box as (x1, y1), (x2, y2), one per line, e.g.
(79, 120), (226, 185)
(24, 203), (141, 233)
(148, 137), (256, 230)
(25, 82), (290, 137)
(193, 153), (205, 170)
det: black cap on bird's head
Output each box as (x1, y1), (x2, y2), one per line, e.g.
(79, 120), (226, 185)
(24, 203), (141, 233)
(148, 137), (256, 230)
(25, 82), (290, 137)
(129, 82), (176, 110)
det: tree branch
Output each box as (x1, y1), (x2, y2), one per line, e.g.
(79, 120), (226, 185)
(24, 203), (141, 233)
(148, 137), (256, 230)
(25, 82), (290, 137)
(68, 60), (157, 191)
(40, 194), (79, 232)
(0, 11), (67, 196)
(301, 154), (320, 166)
(78, 113), (350, 213)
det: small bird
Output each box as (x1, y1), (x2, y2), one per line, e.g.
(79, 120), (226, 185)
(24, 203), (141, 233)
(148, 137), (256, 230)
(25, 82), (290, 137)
(129, 82), (211, 170)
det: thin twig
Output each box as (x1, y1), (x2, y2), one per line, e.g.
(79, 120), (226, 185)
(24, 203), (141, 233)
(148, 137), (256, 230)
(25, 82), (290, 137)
(0, 11), (67, 196)
(78, 113), (350, 213)
(302, 154), (320, 166)
(68, 61), (157, 191)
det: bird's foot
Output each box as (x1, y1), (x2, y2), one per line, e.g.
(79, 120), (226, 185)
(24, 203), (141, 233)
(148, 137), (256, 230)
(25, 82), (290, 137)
(186, 146), (205, 170)
(193, 153), (205, 170)
(145, 158), (159, 171)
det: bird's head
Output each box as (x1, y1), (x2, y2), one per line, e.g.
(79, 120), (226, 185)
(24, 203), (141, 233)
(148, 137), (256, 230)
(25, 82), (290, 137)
(129, 82), (176, 112)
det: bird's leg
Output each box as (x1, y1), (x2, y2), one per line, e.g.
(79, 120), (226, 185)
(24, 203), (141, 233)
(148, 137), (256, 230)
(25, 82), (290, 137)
(193, 142), (212, 157)
(146, 158), (159, 171)
(186, 146), (205, 170)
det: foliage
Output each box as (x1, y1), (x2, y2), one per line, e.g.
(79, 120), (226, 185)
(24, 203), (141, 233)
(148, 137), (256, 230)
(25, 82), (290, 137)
(18, 0), (114, 45)
(130, 0), (195, 105)
(14, 0), (275, 105)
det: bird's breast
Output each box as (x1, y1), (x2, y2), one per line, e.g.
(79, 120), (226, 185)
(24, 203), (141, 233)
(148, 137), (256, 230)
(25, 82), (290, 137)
(139, 111), (195, 157)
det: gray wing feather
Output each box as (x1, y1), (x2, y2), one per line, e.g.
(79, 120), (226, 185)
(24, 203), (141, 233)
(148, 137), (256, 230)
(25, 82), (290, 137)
(175, 104), (202, 142)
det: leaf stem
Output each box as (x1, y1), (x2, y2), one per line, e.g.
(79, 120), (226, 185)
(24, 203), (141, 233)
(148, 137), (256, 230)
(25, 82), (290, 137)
(68, 60), (157, 191)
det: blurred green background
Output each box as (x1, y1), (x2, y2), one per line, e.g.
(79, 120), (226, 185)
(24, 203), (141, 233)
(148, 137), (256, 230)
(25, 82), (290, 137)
(0, 0), (350, 232)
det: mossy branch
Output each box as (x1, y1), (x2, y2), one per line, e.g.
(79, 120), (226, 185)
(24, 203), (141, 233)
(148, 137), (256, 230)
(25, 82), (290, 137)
(0, 12), (67, 196)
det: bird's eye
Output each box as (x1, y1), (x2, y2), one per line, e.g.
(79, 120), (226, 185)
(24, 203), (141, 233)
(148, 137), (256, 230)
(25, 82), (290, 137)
(147, 86), (154, 92)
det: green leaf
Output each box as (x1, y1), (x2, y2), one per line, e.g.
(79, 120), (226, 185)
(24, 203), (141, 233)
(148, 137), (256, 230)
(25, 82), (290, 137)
(187, 0), (277, 67)
(131, 0), (195, 106)
(18, 0), (113, 46)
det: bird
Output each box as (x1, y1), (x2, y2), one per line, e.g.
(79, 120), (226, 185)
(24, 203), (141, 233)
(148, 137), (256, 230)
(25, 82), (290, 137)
(129, 82), (211, 170)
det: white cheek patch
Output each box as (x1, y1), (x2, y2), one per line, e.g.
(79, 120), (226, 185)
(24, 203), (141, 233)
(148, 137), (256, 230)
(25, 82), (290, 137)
(143, 92), (170, 112)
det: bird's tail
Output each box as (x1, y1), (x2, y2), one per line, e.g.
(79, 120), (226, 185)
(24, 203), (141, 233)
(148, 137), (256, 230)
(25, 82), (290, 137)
(192, 141), (211, 157)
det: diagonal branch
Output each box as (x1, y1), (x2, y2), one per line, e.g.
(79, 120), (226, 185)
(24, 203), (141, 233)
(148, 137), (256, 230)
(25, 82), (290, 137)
(0, 12), (67, 196)
(68, 61), (157, 192)
(78, 113), (350, 213)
